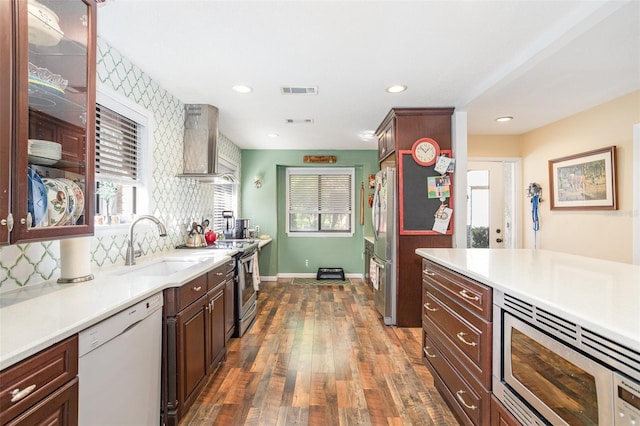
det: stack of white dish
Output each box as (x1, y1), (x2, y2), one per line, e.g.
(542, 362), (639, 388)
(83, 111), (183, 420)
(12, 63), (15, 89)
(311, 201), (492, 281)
(28, 139), (62, 165)
(28, 0), (64, 47)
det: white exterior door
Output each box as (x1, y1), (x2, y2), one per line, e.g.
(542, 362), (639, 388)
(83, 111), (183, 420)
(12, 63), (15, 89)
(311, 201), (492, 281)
(467, 161), (508, 248)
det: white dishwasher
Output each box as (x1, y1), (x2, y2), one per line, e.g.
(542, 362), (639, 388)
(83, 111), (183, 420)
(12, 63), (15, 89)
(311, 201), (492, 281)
(78, 292), (163, 426)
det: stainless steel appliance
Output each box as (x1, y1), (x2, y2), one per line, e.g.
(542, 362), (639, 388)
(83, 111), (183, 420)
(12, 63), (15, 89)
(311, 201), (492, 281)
(493, 290), (640, 425)
(234, 218), (250, 239)
(235, 242), (258, 336)
(371, 167), (396, 325)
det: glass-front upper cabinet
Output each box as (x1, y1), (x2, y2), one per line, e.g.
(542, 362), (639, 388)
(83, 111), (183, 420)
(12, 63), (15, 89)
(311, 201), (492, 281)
(12, 0), (96, 243)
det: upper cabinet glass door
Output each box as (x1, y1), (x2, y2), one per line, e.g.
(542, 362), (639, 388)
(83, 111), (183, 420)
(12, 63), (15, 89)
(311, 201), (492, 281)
(14, 0), (96, 243)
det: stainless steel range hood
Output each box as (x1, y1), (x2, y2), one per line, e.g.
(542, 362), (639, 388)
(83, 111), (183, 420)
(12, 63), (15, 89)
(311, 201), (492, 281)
(177, 104), (236, 182)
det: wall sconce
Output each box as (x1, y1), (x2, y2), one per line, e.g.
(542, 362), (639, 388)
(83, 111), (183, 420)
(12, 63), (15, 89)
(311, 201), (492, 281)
(254, 176), (262, 189)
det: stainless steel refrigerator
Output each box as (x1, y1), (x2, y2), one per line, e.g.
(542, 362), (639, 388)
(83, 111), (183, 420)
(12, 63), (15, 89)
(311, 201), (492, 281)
(371, 167), (396, 325)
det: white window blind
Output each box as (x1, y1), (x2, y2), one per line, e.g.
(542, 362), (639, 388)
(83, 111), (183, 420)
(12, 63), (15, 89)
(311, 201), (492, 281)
(95, 104), (138, 181)
(213, 183), (234, 233)
(287, 167), (354, 235)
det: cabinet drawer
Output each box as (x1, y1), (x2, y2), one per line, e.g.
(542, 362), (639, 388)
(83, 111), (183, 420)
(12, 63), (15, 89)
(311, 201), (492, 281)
(424, 289), (492, 388)
(422, 259), (492, 321)
(207, 263), (228, 291)
(424, 334), (490, 426)
(6, 378), (78, 426)
(177, 274), (208, 311)
(0, 336), (78, 425)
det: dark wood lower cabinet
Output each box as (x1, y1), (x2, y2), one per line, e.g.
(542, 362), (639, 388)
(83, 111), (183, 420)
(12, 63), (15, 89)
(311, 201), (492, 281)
(491, 395), (521, 426)
(6, 379), (78, 426)
(206, 288), (225, 375)
(162, 267), (230, 426)
(0, 336), (78, 426)
(177, 296), (208, 417)
(224, 278), (235, 340)
(421, 258), (493, 426)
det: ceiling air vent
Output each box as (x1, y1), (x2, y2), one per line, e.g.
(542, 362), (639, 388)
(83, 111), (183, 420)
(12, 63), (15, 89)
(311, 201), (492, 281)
(281, 86), (318, 95)
(285, 118), (314, 124)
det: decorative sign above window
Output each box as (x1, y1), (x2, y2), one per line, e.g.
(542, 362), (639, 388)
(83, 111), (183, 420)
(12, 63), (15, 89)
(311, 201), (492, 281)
(303, 155), (336, 163)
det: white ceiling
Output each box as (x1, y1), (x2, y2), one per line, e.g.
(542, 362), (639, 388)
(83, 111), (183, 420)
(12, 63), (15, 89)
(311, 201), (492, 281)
(97, 0), (640, 151)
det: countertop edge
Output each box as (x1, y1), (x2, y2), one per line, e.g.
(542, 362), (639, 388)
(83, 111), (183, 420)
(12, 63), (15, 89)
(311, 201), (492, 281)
(415, 248), (640, 353)
(0, 251), (233, 370)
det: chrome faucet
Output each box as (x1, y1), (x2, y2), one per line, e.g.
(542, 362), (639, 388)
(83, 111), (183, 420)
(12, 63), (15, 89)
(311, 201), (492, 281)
(125, 215), (167, 265)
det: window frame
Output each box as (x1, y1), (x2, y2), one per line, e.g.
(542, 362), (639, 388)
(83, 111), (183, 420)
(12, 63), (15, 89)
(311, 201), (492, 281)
(95, 85), (154, 230)
(286, 167), (355, 238)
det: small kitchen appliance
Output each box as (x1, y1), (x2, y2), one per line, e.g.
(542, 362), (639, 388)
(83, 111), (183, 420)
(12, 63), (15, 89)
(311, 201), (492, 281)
(222, 210), (234, 239)
(233, 218), (250, 239)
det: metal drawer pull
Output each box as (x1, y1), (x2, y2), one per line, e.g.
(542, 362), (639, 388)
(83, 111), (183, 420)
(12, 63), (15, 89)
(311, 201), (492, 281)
(193, 286), (202, 292)
(456, 332), (477, 347)
(216, 272), (223, 276)
(423, 269), (436, 277)
(456, 390), (477, 410)
(423, 347), (436, 358)
(10, 385), (36, 403)
(423, 303), (438, 312)
(458, 289), (480, 301)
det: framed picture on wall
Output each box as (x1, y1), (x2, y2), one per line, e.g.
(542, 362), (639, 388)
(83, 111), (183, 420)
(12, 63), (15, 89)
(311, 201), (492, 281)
(548, 146), (617, 210)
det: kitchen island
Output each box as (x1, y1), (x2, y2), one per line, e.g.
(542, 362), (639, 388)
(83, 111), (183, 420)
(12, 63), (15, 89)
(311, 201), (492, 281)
(415, 248), (640, 351)
(416, 248), (640, 426)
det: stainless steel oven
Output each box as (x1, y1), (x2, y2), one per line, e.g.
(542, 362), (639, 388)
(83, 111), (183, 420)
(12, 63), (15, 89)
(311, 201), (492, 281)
(236, 244), (258, 336)
(493, 290), (640, 426)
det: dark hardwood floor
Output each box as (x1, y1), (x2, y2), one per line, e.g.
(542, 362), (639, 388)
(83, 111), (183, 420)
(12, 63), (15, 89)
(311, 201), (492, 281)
(180, 278), (459, 425)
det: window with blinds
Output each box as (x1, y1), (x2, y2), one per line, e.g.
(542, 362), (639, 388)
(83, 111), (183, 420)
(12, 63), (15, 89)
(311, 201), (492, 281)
(95, 104), (138, 181)
(286, 167), (354, 236)
(95, 103), (140, 220)
(213, 183), (234, 233)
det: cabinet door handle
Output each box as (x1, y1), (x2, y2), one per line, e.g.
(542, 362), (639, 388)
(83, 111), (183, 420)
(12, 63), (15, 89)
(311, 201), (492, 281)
(456, 332), (477, 347)
(423, 347), (436, 358)
(423, 303), (438, 312)
(20, 213), (32, 229)
(456, 390), (477, 410)
(423, 269), (436, 277)
(1, 214), (14, 232)
(216, 272), (223, 276)
(10, 384), (36, 403)
(458, 289), (479, 302)
(193, 286), (202, 292)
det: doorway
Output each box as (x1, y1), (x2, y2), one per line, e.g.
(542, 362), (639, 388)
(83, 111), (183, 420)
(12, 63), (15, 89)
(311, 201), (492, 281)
(467, 160), (519, 249)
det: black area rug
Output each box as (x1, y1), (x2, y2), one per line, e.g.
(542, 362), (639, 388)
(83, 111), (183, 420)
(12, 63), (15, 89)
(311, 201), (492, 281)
(292, 277), (350, 285)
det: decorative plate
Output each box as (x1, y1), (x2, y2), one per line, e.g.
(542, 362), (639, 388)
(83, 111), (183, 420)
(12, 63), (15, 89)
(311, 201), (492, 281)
(27, 169), (47, 227)
(42, 178), (68, 226)
(60, 178), (84, 223)
(57, 179), (76, 224)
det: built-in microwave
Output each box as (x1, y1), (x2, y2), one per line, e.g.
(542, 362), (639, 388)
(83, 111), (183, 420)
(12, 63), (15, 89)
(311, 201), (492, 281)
(493, 291), (640, 426)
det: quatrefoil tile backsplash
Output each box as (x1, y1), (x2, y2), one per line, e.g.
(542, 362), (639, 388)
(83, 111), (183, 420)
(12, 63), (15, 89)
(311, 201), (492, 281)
(0, 38), (241, 293)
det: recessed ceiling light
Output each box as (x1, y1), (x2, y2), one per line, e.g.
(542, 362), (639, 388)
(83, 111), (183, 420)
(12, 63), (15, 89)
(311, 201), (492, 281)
(386, 84), (407, 94)
(358, 130), (376, 141)
(495, 116), (513, 122)
(232, 85), (252, 94)
(267, 133), (279, 138)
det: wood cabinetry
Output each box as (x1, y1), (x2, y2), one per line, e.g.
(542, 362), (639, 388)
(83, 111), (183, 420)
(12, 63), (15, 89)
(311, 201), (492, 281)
(162, 261), (234, 426)
(490, 395), (521, 426)
(375, 108), (454, 326)
(0, 336), (79, 426)
(421, 258), (493, 426)
(1, 0), (96, 245)
(224, 276), (236, 340)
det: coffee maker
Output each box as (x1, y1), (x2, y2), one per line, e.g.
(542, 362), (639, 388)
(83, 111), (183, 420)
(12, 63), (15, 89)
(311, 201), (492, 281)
(222, 211), (234, 239)
(233, 218), (250, 239)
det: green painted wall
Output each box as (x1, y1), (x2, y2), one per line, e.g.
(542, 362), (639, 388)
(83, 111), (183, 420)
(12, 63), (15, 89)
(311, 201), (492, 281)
(241, 150), (378, 277)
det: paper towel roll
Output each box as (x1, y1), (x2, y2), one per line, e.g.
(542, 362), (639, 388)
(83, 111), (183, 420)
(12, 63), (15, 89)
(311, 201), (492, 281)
(59, 237), (94, 283)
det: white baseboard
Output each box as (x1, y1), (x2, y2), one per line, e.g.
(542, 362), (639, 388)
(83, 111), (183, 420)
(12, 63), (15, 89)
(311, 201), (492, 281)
(261, 273), (364, 281)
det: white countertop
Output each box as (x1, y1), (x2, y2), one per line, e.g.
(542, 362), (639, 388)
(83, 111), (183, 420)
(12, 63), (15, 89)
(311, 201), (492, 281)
(0, 249), (236, 370)
(415, 248), (640, 352)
